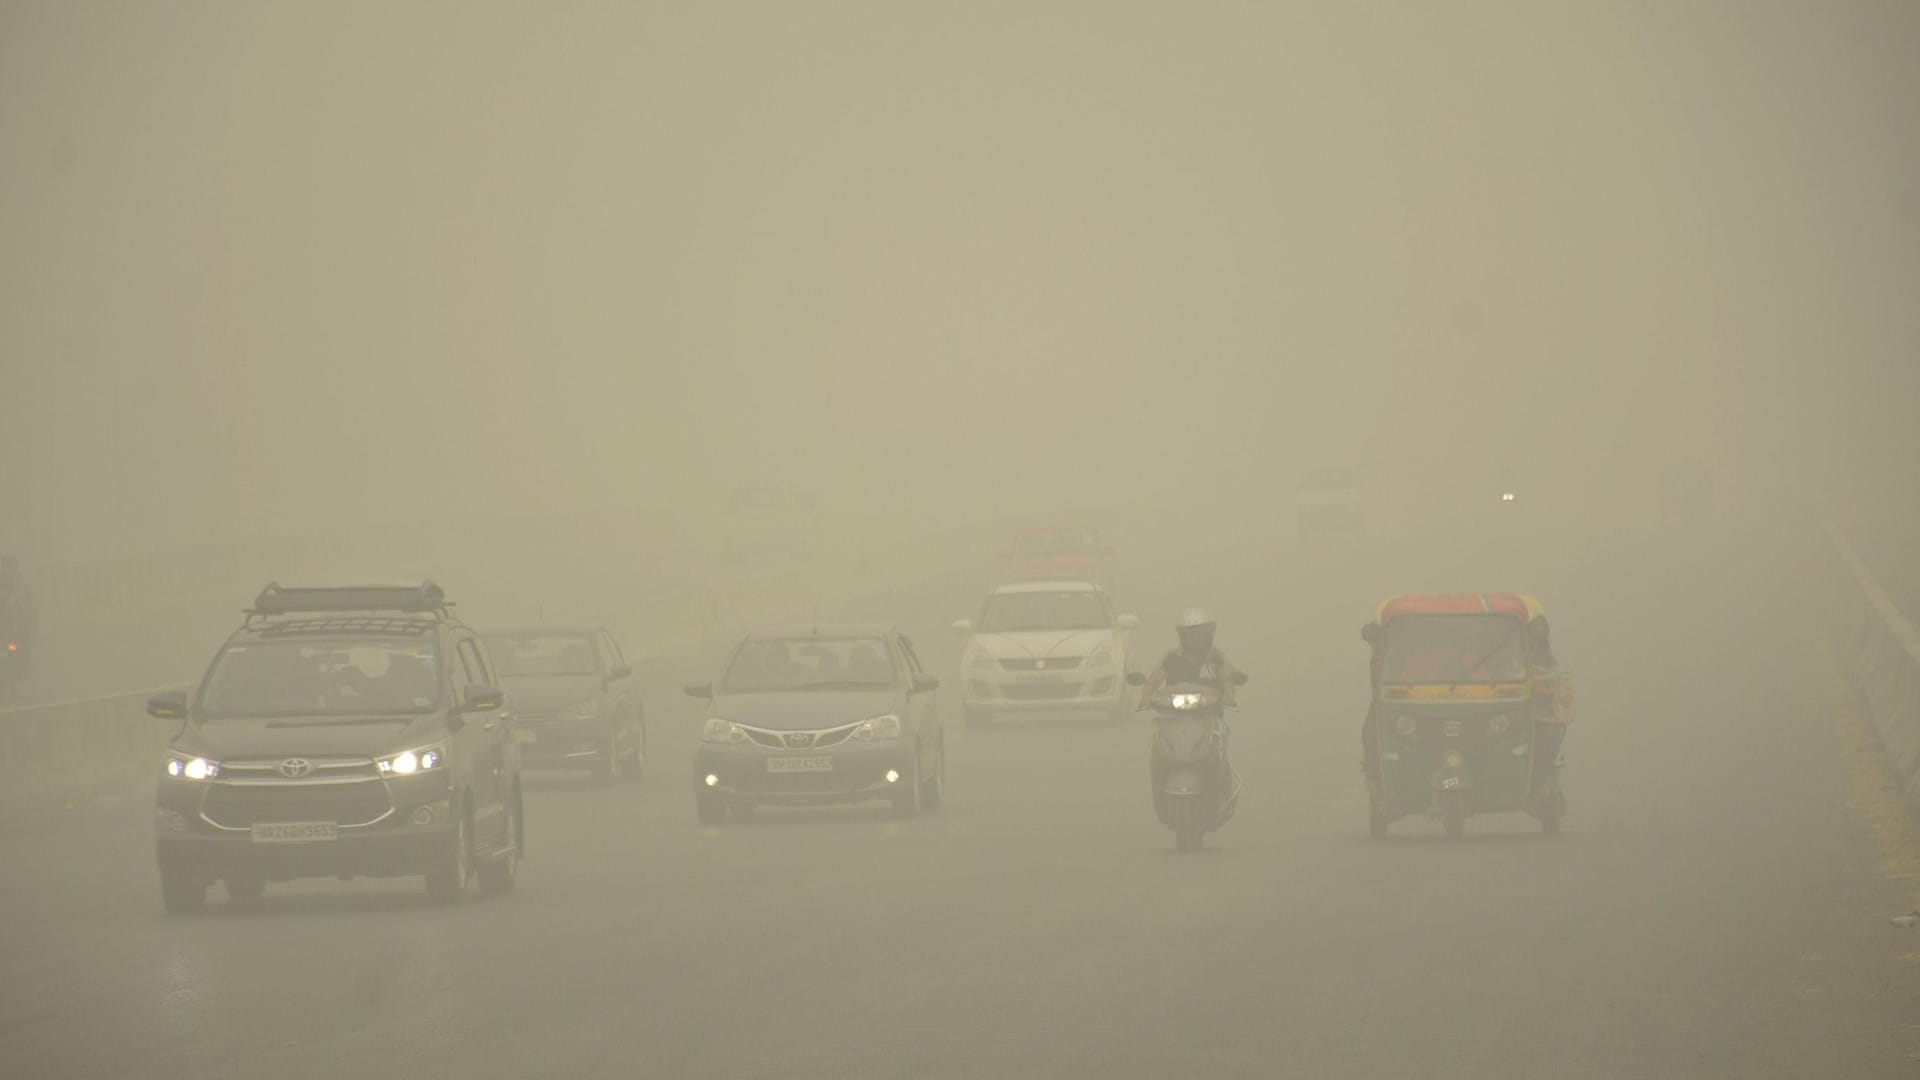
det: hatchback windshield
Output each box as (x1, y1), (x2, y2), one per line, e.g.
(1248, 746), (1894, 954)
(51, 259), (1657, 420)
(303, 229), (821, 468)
(485, 634), (597, 678)
(198, 640), (442, 718)
(1381, 615), (1526, 684)
(722, 637), (895, 692)
(980, 591), (1110, 632)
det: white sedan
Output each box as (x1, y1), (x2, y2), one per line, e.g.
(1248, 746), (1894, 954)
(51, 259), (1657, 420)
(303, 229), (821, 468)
(949, 580), (1138, 727)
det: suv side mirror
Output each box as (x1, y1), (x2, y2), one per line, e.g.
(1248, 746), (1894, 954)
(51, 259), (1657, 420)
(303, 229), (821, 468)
(1115, 614), (1140, 630)
(609, 663), (633, 681)
(684, 681), (713, 699)
(458, 684), (506, 713)
(148, 688), (189, 720)
(1125, 672), (1147, 687)
(911, 673), (940, 694)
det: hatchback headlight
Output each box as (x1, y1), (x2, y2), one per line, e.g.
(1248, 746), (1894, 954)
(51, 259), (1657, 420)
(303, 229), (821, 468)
(378, 745), (448, 776)
(164, 754), (219, 781)
(967, 649), (995, 670)
(702, 718), (748, 744)
(851, 714), (902, 740)
(1087, 643), (1115, 668)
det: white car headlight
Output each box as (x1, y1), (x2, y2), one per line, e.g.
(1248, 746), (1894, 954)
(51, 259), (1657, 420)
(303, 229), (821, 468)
(560, 699), (600, 721)
(851, 714), (902, 740)
(702, 718), (748, 744)
(967, 649), (995, 670)
(165, 754), (219, 781)
(1087, 643), (1115, 668)
(378, 745), (447, 776)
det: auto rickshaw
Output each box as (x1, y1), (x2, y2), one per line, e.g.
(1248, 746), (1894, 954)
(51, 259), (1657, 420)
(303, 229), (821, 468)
(1359, 593), (1572, 839)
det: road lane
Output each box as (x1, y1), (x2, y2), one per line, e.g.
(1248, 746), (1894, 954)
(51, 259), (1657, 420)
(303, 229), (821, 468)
(2, 519), (1917, 1078)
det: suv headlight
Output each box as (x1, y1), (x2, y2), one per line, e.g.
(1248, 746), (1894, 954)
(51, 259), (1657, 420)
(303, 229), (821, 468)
(702, 718), (748, 744)
(164, 754), (219, 781)
(560, 699), (600, 722)
(377, 744), (448, 776)
(851, 714), (902, 740)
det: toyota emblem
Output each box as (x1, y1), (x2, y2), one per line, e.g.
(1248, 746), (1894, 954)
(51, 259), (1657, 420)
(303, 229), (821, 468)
(278, 758), (313, 778)
(784, 733), (812, 749)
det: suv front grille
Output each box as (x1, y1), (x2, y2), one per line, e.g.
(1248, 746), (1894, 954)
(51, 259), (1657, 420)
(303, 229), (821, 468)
(203, 779), (393, 829)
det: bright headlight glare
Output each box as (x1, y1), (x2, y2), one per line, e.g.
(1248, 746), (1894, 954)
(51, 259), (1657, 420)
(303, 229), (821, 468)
(167, 755), (217, 780)
(853, 713), (902, 740)
(378, 745), (447, 775)
(702, 718), (747, 744)
(1170, 693), (1202, 710)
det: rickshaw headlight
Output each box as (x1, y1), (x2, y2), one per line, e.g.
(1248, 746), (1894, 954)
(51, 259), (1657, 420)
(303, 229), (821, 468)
(1442, 750), (1465, 770)
(1393, 714), (1418, 737)
(1487, 713), (1512, 736)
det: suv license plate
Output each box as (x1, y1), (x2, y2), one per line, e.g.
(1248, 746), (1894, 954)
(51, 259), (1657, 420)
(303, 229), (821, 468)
(250, 822), (339, 843)
(767, 756), (834, 774)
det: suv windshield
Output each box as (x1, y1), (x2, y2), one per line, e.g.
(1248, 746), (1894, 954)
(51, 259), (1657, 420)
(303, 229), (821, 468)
(198, 640), (442, 719)
(1381, 615), (1525, 684)
(980, 591), (1110, 632)
(723, 637), (895, 692)
(485, 634), (597, 677)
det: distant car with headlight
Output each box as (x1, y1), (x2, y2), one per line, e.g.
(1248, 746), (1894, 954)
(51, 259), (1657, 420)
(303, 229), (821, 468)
(949, 580), (1138, 727)
(149, 581), (523, 913)
(483, 626), (642, 785)
(683, 623), (945, 823)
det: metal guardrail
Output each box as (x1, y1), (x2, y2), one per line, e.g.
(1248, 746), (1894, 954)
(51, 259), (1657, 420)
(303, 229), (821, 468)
(1823, 521), (1920, 811)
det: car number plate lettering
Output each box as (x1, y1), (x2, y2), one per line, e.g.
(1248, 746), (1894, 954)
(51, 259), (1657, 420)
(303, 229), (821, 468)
(250, 821), (339, 843)
(766, 756), (834, 774)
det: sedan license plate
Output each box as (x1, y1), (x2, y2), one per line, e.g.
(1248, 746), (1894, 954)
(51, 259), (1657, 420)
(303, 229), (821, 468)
(250, 821), (338, 844)
(767, 756), (834, 774)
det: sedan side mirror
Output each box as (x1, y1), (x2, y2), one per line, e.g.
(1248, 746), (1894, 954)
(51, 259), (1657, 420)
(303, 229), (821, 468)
(684, 681), (713, 699)
(1125, 671), (1147, 687)
(948, 619), (974, 635)
(1115, 614), (1140, 630)
(911, 673), (940, 694)
(148, 688), (189, 720)
(458, 684), (506, 713)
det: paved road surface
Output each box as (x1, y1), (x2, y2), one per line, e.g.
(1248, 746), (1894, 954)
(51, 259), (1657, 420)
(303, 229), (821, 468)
(3, 519), (1916, 1078)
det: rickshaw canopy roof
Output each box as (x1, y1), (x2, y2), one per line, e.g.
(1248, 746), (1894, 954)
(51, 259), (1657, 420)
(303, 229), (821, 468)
(1376, 593), (1543, 625)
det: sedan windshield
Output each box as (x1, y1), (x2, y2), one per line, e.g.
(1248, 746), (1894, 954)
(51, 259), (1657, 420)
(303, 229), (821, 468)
(485, 634), (597, 677)
(723, 637), (895, 692)
(980, 591), (1110, 632)
(198, 640), (442, 719)
(1381, 615), (1526, 684)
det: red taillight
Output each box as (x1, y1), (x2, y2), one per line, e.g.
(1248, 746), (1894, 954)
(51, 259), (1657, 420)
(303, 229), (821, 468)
(4, 642), (15, 652)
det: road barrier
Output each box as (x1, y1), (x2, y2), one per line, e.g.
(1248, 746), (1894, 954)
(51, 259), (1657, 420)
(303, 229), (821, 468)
(1822, 522), (1920, 812)
(0, 516), (1017, 810)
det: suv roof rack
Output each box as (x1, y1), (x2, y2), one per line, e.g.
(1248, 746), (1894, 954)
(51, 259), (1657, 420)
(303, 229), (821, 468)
(250, 580), (450, 617)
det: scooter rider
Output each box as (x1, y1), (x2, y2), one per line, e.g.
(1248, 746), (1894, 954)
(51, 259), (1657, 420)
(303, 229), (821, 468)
(1139, 608), (1238, 794)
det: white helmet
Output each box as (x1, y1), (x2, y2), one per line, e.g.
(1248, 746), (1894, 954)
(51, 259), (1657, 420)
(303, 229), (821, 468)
(1176, 608), (1216, 654)
(1178, 607), (1213, 628)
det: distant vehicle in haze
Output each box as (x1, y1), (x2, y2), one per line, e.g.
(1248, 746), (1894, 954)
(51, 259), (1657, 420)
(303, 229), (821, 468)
(1296, 467), (1367, 539)
(684, 623), (946, 822)
(150, 582), (522, 913)
(483, 626), (644, 785)
(949, 580), (1138, 727)
(722, 483), (816, 566)
(996, 525), (1113, 585)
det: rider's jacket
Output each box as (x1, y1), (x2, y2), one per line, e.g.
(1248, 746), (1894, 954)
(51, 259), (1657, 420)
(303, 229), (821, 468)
(1157, 647), (1232, 689)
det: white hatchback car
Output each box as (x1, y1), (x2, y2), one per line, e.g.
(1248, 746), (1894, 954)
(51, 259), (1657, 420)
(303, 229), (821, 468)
(949, 580), (1138, 727)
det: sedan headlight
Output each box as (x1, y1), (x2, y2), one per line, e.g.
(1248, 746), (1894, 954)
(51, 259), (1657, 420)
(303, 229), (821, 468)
(851, 713), (902, 740)
(702, 718), (748, 744)
(164, 754), (219, 781)
(559, 699), (600, 722)
(378, 744), (448, 776)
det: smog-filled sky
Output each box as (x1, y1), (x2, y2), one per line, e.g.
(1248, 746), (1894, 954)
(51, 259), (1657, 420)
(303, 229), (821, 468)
(3, 1), (1918, 559)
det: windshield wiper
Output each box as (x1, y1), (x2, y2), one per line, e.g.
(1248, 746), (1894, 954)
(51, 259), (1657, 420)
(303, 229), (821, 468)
(1451, 640), (1518, 691)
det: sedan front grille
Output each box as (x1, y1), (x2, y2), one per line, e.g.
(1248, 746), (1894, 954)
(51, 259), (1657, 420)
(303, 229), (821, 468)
(737, 720), (864, 750)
